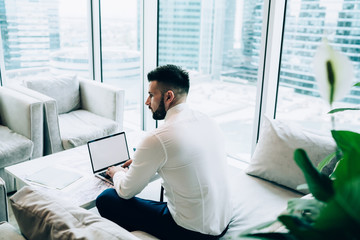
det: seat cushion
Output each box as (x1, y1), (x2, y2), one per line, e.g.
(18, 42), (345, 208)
(58, 110), (119, 150)
(221, 167), (303, 239)
(24, 74), (80, 114)
(0, 222), (26, 240)
(0, 126), (33, 168)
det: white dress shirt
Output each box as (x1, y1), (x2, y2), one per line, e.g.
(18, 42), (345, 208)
(113, 103), (232, 235)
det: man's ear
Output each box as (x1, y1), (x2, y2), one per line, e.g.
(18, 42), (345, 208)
(165, 90), (175, 104)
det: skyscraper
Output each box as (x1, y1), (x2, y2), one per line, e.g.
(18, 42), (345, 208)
(335, 0), (360, 103)
(280, 0), (360, 104)
(158, 0), (226, 79)
(0, 0), (60, 70)
(158, 0), (202, 70)
(226, 0), (263, 82)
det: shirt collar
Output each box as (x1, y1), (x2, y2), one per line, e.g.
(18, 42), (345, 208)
(164, 103), (188, 122)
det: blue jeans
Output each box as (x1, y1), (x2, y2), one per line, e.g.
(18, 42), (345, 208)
(96, 188), (227, 240)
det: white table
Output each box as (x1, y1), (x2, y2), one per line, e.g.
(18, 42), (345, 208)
(5, 131), (149, 209)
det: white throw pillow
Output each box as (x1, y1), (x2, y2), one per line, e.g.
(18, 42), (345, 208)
(10, 186), (140, 240)
(245, 116), (336, 194)
(24, 74), (80, 114)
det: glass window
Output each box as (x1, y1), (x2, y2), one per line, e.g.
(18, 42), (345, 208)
(100, 0), (141, 130)
(158, 0), (265, 161)
(276, 0), (360, 133)
(0, 0), (90, 84)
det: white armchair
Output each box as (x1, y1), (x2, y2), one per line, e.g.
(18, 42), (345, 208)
(0, 87), (43, 192)
(0, 177), (8, 222)
(9, 75), (125, 155)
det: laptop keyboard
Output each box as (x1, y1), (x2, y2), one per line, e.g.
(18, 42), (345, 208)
(99, 171), (112, 180)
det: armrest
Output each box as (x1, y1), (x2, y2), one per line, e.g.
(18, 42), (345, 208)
(0, 87), (43, 158)
(7, 85), (63, 155)
(79, 79), (125, 130)
(0, 177), (8, 222)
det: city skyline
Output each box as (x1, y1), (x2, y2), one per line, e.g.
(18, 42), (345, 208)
(1, 0), (359, 103)
(0, 0), (359, 160)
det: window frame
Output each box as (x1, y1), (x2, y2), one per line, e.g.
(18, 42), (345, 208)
(90, 0), (157, 131)
(251, 0), (287, 154)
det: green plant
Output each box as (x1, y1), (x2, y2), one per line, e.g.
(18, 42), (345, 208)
(240, 130), (360, 240)
(240, 40), (360, 240)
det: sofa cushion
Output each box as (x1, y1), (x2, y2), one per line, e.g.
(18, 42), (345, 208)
(59, 110), (119, 149)
(245, 116), (336, 194)
(0, 126), (33, 168)
(221, 167), (302, 239)
(24, 74), (80, 114)
(0, 222), (26, 240)
(10, 186), (141, 240)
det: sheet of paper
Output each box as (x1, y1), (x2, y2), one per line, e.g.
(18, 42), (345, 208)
(26, 166), (83, 190)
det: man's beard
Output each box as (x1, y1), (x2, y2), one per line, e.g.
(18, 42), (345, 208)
(152, 95), (166, 120)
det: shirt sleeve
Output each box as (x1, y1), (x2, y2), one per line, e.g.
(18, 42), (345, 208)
(112, 133), (166, 199)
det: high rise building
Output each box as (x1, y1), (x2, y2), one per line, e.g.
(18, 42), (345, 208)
(221, 0), (236, 69)
(334, 0), (360, 103)
(158, 0), (226, 79)
(280, 0), (360, 104)
(158, 0), (202, 71)
(0, 0), (60, 70)
(221, 0), (263, 83)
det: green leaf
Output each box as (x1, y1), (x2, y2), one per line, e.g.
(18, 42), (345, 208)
(313, 198), (349, 231)
(333, 177), (360, 226)
(331, 131), (360, 188)
(313, 179), (360, 239)
(316, 152), (336, 172)
(331, 131), (360, 156)
(278, 215), (323, 240)
(354, 82), (360, 87)
(328, 107), (360, 114)
(294, 149), (334, 202)
(287, 198), (325, 223)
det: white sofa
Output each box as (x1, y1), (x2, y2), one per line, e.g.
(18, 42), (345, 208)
(0, 172), (302, 240)
(0, 117), (336, 239)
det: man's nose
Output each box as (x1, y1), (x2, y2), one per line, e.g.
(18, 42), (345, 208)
(145, 96), (150, 105)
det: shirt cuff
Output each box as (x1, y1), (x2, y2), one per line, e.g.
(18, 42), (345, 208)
(113, 169), (127, 184)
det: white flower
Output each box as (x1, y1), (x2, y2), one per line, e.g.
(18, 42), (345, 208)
(313, 39), (354, 105)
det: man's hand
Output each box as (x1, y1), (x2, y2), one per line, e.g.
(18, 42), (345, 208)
(122, 159), (133, 168)
(106, 159), (132, 178)
(107, 165), (126, 178)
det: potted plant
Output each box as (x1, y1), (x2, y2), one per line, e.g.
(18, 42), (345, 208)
(241, 39), (360, 240)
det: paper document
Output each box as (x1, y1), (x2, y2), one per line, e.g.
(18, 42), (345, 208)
(26, 166), (82, 190)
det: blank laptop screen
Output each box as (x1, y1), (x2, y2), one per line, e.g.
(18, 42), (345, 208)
(87, 132), (130, 173)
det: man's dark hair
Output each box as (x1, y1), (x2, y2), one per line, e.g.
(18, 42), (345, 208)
(147, 64), (189, 95)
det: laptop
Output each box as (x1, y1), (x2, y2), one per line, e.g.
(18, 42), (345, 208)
(87, 132), (130, 185)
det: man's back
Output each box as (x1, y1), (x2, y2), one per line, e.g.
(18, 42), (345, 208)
(152, 104), (232, 235)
